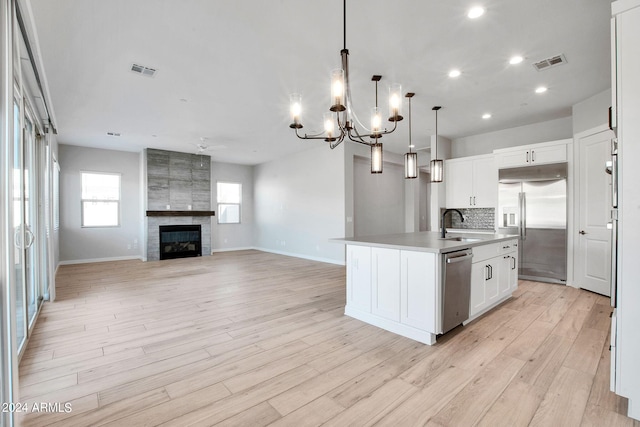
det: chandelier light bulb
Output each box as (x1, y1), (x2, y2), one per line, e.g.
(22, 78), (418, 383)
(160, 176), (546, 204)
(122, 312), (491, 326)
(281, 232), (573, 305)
(371, 107), (382, 134)
(388, 83), (403, 120)
(289, 93), (303, 128)
(323, 112), (335, 139)
(330, 69), (346, 111)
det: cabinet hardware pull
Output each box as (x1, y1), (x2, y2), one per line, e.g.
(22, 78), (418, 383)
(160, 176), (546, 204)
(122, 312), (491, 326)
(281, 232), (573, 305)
(531, 150), (535, 162)
(511, 257), (516, 270)
(470, 196), (473, 206)
(488, 264), (493, 280)
(473, 196), (476, 205)
(526, 152), (529, 163)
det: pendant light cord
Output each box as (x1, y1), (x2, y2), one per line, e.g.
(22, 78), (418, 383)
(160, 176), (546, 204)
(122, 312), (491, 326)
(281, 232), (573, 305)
(434, 108), (438, 159)
(343, 0), (347, 50)
(408, 98), (412, 153)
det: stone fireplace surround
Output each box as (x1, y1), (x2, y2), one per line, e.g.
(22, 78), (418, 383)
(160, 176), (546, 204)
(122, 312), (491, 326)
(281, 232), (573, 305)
(145, 149), (212, 261)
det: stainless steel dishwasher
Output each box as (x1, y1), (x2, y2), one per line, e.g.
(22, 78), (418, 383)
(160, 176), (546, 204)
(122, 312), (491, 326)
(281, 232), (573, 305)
(442, 249), (473, 334)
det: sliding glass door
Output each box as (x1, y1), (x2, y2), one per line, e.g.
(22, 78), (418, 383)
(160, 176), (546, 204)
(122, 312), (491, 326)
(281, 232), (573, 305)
(12, 100), (26, 352)
(12, 99), (43, 355)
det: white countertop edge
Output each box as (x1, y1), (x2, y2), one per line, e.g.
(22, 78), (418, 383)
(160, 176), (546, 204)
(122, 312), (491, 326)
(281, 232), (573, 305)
(330, 231), (519, 254)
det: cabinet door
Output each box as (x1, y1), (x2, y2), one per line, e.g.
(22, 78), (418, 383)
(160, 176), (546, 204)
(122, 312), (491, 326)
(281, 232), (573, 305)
(485, 260), (500, 305)
(472, 156), (498, 208)
(498, 255), (512, 298)
(346, 245), (371, 312)
(496, 148), (529, 169)
(400, 250), (437, 332)
(530, 144), (567, 165)
(445, 159), (473, 208)
(372, 247), (401, 321)
(470, 262), (487, 316)
(509, 250), (518, 291)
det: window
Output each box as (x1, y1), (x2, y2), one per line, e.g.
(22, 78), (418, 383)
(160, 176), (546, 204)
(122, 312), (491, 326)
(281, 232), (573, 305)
(81, 172), (120, 227)
(217, 182), (241, 224)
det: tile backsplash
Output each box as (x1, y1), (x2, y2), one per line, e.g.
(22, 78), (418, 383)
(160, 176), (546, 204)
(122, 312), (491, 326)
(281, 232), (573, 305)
(441, 207), (495, 230)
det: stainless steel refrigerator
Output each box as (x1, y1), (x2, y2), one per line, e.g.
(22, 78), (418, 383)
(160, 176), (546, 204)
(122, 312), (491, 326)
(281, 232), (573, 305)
(498, 163), (568, 284)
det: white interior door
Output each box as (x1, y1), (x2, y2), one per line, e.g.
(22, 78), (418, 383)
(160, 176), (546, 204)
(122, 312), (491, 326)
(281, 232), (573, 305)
(576, 129), (614, 296)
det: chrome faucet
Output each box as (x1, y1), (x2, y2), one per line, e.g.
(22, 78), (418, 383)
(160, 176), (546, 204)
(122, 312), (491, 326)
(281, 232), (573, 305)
(441, 209), (465, 238)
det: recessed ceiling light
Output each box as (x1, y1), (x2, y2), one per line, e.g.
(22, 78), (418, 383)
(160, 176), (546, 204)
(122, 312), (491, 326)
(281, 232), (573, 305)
(467, 6), (485, 19)
(482, 113), (492, 119)
(509, 55), (524, 65)
(448, 69), (461, 78)
(535, 86), (548, 94)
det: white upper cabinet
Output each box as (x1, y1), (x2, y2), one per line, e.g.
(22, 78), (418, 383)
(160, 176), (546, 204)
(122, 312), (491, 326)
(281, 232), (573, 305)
(494, 139), (571, 169)
(445, 154), (497, 209)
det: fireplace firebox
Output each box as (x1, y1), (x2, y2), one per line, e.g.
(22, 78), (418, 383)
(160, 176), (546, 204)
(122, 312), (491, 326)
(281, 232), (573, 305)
(159, 225), (202, 260)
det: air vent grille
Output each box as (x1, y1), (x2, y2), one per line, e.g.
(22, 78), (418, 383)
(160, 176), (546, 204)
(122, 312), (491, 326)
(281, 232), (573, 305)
(533, 54), (567, 71)
(131, 63), (157, 77)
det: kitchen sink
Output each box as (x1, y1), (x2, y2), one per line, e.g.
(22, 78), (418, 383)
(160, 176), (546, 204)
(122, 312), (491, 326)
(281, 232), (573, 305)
(441, 237), (484, 242)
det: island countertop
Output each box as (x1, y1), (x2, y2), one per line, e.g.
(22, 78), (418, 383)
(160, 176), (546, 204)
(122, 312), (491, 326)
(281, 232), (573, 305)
(332, 231), (518, 253)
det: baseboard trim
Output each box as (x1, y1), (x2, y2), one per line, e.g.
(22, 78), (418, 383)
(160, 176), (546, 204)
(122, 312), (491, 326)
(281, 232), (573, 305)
(253, 247), (345, 266)
(59, 255), (144, 266)
(212, 247), (255, 253)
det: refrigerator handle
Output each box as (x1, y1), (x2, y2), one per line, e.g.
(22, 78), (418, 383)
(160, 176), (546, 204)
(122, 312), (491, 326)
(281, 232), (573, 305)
(522, 192), (527, 240)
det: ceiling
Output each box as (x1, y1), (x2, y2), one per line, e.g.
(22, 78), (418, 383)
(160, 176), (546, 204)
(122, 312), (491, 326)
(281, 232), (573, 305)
(26, 0), (612, 165)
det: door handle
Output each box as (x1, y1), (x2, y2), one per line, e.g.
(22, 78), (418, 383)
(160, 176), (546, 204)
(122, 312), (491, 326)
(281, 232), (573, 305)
(25, 227), (35, 249)
(579, 230), (587, 235)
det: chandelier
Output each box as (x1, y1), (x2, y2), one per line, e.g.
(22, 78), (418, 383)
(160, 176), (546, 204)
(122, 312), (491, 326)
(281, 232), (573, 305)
(288, 0), (403, 173)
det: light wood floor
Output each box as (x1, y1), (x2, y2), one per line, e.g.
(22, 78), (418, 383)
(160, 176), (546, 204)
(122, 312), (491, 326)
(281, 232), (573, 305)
(17, 250), (638, 426)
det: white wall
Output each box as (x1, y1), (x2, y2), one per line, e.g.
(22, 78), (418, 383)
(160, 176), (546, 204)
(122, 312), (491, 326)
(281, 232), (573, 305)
(58, 145), (143, 263)
(211, 161), (254, 252)
(451, 116), (573, 158)
(572, 89), (611, 134)
(253, 144), (346, 264)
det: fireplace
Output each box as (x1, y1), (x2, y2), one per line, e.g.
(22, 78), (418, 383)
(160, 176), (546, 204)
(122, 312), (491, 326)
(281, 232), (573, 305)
(159, 225), (202, 260)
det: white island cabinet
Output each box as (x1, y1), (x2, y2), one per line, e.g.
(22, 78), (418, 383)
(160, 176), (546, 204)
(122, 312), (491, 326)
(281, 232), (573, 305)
(338, 231), (518, 345)
(346, 245), (438, 344)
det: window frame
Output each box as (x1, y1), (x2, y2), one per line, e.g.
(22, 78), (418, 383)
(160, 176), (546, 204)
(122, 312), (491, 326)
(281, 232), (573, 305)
(216, 181), (242, 224)
(80, 171), (121, 228)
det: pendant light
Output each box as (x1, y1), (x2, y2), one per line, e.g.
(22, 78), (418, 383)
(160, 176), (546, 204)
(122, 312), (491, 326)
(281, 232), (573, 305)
(371, 139), (383, 173)
(430, 106), (443, 183)
(404, 93), (417, 179)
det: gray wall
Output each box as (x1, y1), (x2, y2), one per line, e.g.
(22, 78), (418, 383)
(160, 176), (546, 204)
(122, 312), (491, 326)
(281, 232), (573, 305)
(145, 149), (212, 261)
(353, 156), (405, 236)
(572, 89), (611, 135)
(253, 144), (345, 264)
(58, 144), (142, 263)
(211, 161), (254, 251)
(451, 116), (573, 158)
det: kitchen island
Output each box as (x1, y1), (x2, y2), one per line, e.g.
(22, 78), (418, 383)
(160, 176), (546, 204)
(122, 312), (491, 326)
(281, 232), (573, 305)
(333, 231), (519, 345)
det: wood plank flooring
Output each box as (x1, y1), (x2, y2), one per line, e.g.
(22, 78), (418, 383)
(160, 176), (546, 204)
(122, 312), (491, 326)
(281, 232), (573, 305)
(17, 250), (639, 426)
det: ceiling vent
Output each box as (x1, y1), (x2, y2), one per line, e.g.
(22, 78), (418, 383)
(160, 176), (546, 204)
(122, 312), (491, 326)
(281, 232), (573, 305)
(107, 132), (121, 137)
(130, 63), (157, 77)
(532, 54), (567, 71)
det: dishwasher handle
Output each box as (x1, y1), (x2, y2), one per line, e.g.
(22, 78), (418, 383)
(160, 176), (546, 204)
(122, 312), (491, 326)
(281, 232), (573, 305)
(446, 253), (473, 264)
